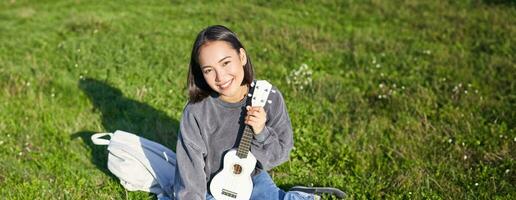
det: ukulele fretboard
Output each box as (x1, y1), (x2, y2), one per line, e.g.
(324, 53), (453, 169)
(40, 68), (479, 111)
(236, 125), (253, 158)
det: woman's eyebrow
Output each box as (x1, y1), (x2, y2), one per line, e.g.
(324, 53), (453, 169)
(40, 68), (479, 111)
(202, 56), (231, 69)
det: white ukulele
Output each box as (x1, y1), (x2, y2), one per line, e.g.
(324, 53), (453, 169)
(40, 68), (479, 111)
(209, 80), (274, 200)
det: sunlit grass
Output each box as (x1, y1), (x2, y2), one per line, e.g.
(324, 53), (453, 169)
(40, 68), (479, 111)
(0, 0), (514, 199)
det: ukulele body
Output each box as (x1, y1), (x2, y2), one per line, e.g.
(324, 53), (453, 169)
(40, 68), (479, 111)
(209, 149), (257, 200)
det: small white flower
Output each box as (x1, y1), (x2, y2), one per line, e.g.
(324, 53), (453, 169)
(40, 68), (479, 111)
(26, 82), (31, 86)
(513, 137), (516, 142)
(0, 141), (3, 145)
(378, 95), (382, 99)
(376, 64), (380, 68)
(506, 169), (510, 174)
(448, 138), (453, 143)
(474, 183), (479, 186)
(401, 86), (405, 90)
(79, 75), (84, 79)
(380, 73), (384, 77)
(75, 64), (78, 68)
(379, 83), (385, 88)
(464, 90), (468, 94)
(475, 90), (478, 94)
(463, 155), (468, 160)
(51, 93), (55, 97)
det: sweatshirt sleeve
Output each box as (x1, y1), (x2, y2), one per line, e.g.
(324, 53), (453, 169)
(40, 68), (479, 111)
(250, 88), (294, 171)
(174, 106), (207, 200)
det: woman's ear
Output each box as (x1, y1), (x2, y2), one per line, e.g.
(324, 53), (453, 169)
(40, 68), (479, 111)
(239, 48), (247, 66)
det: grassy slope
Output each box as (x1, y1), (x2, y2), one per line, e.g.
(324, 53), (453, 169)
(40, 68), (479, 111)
(0, 0), (514, 199)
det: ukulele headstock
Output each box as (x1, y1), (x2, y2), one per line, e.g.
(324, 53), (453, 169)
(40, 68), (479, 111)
(248, 80), (274, 107)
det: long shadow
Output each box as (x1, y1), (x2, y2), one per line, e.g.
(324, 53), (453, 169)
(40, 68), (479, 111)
(71, 78), (179, 195)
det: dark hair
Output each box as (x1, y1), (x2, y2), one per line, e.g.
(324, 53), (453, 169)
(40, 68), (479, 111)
(187, 25), (254, 103)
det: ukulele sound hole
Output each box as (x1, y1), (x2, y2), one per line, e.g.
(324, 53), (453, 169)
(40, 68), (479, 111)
(233, 164), (242, 174)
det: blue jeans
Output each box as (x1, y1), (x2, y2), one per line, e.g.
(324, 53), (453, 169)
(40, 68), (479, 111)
(206, 171), (315, 200)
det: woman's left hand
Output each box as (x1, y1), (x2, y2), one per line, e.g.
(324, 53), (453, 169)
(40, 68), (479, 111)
(245, 106), (266, 134)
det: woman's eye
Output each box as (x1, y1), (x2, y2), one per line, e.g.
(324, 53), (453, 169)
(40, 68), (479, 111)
(222, 61), (230, 66)
(203, 69), (212, 74)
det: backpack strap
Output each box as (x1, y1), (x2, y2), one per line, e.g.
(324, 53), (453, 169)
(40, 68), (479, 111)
(91, 132), (113, 145)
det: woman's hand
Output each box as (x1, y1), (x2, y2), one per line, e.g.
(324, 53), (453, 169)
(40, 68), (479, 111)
(245, 106), (266, 134)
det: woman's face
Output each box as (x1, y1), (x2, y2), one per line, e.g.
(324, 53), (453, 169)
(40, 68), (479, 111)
(198, 41), (248, 103)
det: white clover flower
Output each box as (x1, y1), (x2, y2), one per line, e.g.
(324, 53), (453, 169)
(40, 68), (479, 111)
(475, 183), (479, 186)
(506, 169), (511, 173)
(448, 138), (453, 143)
(379, 83), (385, 88)
(463, 155), (468, 160)
(287, 63), (313, 91)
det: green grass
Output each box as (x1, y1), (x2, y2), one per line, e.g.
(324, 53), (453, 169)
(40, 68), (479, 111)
(1, 0), (515, 199)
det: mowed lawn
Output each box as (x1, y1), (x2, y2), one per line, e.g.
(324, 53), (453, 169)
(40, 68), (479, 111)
(0, 0), (515, 199)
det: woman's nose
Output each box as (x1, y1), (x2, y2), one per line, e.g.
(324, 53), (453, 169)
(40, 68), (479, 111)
(215, 69), (225, 82)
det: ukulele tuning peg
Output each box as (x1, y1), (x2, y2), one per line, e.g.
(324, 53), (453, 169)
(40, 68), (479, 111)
(267, 100), (272, 104)
(250, 82), (255, 87)
(247, 93), (252, 97)
(271, 89), (276, 93)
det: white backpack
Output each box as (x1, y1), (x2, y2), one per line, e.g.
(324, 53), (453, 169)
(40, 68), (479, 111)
(91, 130), (176, 199)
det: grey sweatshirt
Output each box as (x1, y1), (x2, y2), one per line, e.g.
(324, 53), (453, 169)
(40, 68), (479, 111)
(174, 86), (293, 200)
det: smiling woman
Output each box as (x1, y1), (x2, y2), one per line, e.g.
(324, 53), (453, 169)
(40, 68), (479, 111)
(173, 25), (341, 200)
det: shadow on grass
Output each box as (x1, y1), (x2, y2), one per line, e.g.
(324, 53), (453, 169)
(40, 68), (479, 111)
(71, 78), (179, 196)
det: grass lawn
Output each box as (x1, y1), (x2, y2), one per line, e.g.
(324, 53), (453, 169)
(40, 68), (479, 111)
(0, 0), (515, 199)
